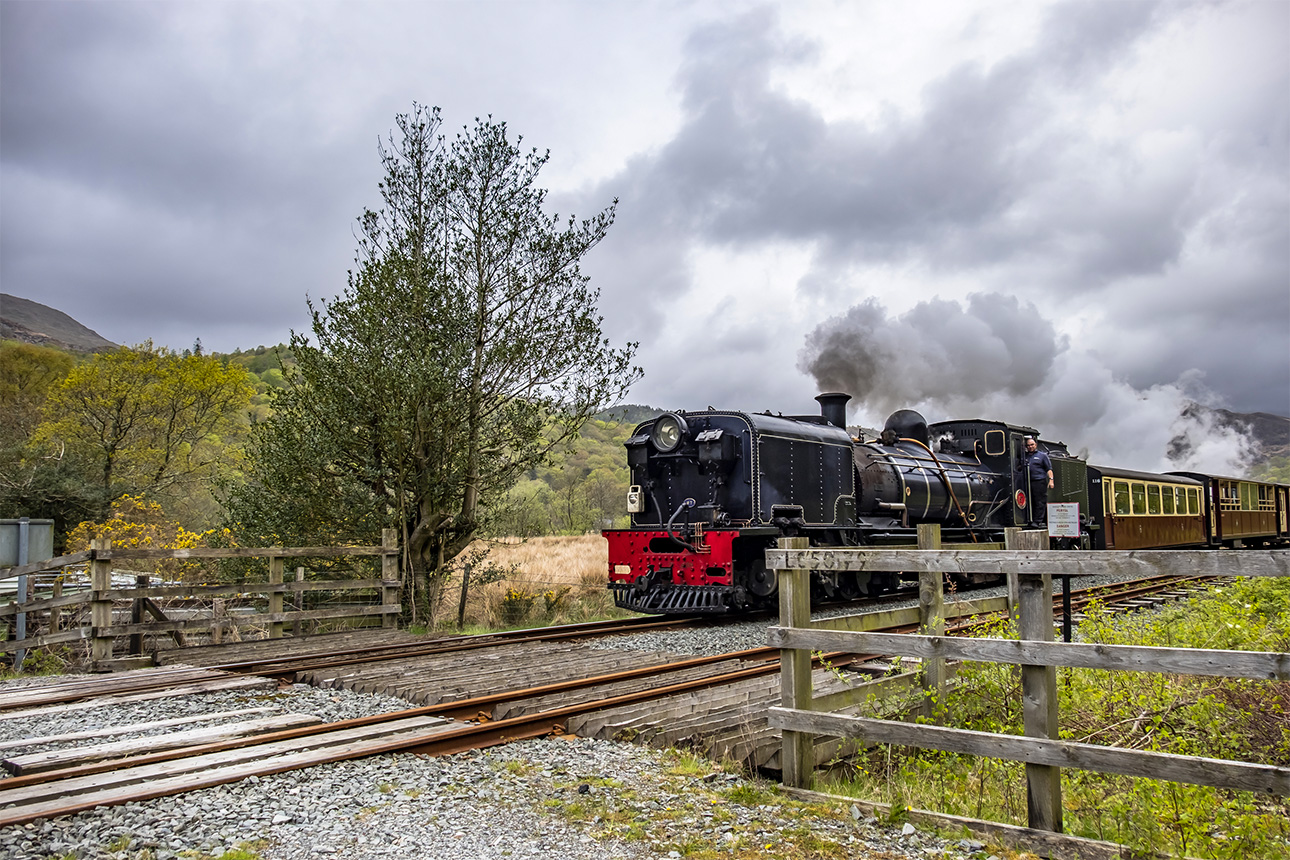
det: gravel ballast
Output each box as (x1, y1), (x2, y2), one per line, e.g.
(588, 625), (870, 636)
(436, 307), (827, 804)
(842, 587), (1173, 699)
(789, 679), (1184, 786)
(0, 679), (996, 860)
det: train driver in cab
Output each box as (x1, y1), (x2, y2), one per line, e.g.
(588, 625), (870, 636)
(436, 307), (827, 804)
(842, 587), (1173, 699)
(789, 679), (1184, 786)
(1023, 436), (1054, 526)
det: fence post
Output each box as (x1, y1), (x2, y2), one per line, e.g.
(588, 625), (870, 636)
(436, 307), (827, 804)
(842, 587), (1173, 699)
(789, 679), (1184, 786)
(1011, 529), (1061, 832)
(268, 554), (284, 639)
(129, 574), (148, 656)
(90, 539), (114, 666)
(917, 524), (945, 723)
(212, 599), (225, 645)
(382, 528), (399, 629)
(50, 579), (63, 633)
(1003, 527), (1023, 617)
(293, 567), (305, 636)
(777, 536), (814, 789)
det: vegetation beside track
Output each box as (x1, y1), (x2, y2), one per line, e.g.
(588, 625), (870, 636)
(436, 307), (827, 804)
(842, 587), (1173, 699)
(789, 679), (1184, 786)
(819, 576), (1290, 859)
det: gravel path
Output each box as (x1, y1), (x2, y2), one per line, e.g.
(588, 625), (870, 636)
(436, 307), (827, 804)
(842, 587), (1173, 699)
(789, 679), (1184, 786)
(0, 678), (997, 860)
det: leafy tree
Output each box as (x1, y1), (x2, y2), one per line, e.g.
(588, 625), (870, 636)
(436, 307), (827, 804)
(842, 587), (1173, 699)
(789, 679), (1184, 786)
(32, 343), (254, 523)
(229, 105), (639, 623)
(0, 341), (74, 451)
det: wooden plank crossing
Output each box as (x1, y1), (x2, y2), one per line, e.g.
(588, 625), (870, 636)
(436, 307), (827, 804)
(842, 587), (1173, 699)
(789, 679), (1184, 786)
(0, 676), (276, 723)
(0, 666), (275, 711)
(0, 714), (454, 826)
(3, 713), (324, 775)
(153, 629), (425, 667)
(0, 707), (278, 752)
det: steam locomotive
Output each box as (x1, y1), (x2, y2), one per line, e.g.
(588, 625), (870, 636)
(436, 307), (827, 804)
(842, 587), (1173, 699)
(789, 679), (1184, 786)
(603, 393), (1290, 614)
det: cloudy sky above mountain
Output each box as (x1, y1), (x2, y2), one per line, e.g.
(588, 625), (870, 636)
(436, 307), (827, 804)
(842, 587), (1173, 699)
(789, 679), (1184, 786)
(3, 0), (1287, 470)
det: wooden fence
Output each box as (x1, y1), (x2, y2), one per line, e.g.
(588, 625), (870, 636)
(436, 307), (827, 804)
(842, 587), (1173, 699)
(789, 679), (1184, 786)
(0, 530), (400, 670)
(765, 528), (1290, 835)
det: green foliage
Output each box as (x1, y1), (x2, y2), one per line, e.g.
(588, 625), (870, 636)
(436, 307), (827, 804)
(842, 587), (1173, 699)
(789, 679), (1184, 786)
(489, 415), (638, 536)
(227, 104), (638, 627)
(221, 344), (297, 423)
(500, 587), (537, 626)
(821, 581), (1290, 859)
(0, 340), (74, 448)
(542, 586), (571, 614)
(1251, 455), (1290, 484)
(1, 342), (252, 544)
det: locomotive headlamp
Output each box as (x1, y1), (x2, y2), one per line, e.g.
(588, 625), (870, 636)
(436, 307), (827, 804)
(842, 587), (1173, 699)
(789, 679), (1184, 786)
(651, 413), (688, 452)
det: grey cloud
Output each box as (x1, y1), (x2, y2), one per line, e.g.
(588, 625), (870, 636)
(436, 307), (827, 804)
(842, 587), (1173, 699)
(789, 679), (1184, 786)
(586, 1), (1286, 415)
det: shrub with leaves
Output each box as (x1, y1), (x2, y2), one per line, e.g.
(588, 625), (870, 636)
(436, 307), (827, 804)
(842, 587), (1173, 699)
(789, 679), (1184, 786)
(67, 494), (232, 581)
(820, 579), (1290, 860)
(500, 587), (537, 626)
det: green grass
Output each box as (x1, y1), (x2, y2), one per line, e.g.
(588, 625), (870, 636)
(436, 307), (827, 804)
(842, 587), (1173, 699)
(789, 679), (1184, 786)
(818, 576), (1290, 859)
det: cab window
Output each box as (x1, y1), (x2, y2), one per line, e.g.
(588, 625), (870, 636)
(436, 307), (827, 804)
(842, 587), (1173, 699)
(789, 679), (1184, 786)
(1113, 482), (1130, 515)
(1131, 483), (1147, 515)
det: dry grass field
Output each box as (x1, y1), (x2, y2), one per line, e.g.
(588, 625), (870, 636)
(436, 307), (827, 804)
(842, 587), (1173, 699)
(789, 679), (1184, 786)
(435, 534), (630, 630)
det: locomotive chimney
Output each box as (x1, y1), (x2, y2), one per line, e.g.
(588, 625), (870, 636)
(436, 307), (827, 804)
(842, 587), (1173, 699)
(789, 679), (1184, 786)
(815, 392), (851, 429)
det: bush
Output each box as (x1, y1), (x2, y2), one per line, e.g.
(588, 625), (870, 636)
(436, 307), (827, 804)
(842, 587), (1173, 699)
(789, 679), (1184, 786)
(819, 579), (1290, 859)
(499, 587), (537, 626)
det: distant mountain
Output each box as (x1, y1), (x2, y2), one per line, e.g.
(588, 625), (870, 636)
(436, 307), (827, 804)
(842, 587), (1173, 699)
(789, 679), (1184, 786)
(1169, 403), (1289, 469)
(0, 294), (117, 353)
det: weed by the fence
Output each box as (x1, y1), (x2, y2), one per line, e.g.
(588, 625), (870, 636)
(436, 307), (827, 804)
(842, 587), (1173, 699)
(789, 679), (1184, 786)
(818, 579), (1290, 859)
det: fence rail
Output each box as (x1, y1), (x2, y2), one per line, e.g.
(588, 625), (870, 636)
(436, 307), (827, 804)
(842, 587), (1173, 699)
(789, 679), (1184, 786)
(767, 526), (1290, 837)
(1, 531), (401, 669)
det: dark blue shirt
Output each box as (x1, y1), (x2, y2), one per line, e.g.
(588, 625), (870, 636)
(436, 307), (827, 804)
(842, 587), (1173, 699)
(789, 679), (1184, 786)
(1024, 449), (1053, 483)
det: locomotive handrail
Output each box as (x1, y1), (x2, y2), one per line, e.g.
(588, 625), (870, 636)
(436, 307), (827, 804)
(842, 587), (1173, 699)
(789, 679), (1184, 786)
(900, 436), (978, 541)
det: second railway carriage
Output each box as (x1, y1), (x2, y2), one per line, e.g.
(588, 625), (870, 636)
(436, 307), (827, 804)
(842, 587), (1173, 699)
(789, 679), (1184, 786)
(1168, 472), (1290, 547)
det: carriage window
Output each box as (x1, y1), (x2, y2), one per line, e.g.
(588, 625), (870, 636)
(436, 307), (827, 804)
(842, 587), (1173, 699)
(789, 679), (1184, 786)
(1175, 487), (1187, 514)
(1147, 485), (1161, 515)
(1259, 485), (1275, 511)
(1188, 488), (1200, 515)
(1113, 482), (1130, 515)
(1219, 481), (1239, 511)
(1161, 487), (1174, 515)
(1240, 482), (1257, 511)
(1131, 483), (1147, 515)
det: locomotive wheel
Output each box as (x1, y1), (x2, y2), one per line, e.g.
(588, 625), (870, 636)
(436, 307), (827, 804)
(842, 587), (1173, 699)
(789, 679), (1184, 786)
(744, 558), (777, 598)
(836, 572), (863, 600)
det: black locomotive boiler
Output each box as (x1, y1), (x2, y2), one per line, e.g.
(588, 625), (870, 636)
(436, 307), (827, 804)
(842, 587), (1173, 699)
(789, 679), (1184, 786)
(603, 392), (1290, 615)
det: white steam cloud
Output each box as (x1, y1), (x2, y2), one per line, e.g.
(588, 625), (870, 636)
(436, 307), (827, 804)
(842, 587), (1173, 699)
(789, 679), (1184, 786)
(799, 294), (1259, 476)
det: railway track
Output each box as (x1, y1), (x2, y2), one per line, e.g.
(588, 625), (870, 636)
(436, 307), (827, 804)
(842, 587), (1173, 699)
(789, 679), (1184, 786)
(0, 573), (1219, 827)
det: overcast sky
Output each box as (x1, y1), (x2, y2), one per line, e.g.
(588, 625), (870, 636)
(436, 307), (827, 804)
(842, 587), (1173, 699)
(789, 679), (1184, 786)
(3, 0), (1287, 471)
